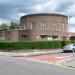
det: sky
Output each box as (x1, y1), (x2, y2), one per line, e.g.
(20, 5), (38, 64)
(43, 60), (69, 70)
(0, 0), (75, 32)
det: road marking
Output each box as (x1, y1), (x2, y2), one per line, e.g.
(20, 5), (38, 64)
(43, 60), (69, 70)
(56, 57), (75, 70)
(15, 55), (74, 67)
(26, 59), (53, 64)
(14, 54), (75, 70)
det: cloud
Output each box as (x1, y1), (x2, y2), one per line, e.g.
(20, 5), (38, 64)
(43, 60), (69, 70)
(33, 0), (58, 12)
(68, 25), (75, 32)
(69, 17), (75, 24)
(0, 0), (12, 3)
(0, 0), (75, 32)
(0, 0), (73, 21)
(0, 18), (10, 25)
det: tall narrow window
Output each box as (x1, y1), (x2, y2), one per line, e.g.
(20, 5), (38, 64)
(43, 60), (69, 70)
(61, 23), (64, 32)
(23, 24), (26, 30)
(41, 21), (47, 30)
(24, 26), (26, 30)
(30, 16), (35, 29)
(51, 23), (56, 31)
(41, 16), (47, 30)
(31, 22), (35, 29)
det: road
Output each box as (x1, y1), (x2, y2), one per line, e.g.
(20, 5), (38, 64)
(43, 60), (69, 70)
(0, 52), (75, 75)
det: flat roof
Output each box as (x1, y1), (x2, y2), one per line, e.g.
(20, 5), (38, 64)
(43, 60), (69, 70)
(21, 13), (67, 19)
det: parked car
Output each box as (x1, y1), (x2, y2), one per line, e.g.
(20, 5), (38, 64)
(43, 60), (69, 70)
(63, 43), (75, 52)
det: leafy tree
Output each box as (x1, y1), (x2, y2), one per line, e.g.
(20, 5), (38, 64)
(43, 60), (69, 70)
(10, 22), (19, 29)
(0, 23), (9, 29)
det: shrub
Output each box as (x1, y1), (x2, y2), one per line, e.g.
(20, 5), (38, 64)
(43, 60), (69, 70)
(61, 40), (71, 48)
(0, 41), (62, 51)
(1, 40), (75, 51)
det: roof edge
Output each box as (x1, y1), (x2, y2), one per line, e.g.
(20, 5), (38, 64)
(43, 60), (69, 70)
(21, 13), (67, 19)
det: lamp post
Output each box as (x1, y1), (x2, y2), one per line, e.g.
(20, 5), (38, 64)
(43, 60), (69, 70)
(68, 16), (72, 40)
(68, 16), (72, 24)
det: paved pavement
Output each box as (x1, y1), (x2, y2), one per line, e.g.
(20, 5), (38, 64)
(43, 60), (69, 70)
(13, 50), (75, 69)
(0, 49), (75, 69)
(0, 49), (62, 56)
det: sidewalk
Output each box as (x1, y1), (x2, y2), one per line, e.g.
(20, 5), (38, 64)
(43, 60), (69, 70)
(0, 49), (62, 57)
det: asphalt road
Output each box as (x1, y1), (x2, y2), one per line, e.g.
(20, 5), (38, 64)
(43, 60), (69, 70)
(0, 52), (75, 75)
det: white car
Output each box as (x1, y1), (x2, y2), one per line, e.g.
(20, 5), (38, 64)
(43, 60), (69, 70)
(63, 43), (75, 52)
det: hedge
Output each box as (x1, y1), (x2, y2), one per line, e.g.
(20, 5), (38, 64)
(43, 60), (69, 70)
(0, 40), (74, 51)
(31, 41), (61, 49)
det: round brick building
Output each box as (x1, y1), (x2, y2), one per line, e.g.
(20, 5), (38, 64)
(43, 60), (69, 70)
(20, 13), (69, 41)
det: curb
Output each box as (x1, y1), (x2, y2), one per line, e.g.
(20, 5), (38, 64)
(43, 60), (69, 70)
(0, 50), (62, 57)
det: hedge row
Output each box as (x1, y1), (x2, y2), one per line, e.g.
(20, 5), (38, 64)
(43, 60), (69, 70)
(0, 40), (74, 51)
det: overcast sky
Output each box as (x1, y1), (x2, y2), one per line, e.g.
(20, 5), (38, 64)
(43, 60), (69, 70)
(0, 0), (75, 32)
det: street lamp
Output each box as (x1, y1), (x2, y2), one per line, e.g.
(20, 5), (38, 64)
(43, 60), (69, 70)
(68, 16), (72, 40)
(68, 16), (72, 24)
(68, 16), (72, 31)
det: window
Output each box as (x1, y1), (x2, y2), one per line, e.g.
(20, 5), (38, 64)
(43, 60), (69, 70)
(0, 31), (6, 40)
(51, 23), (56, 31)
(23, 24), (26, 30)
(61, 23), (64, 32)
(40, 35), (48, 39)
(62, 37), (66, 40)
(22, 35), (28, 39)
(0, 36), (5, 40)
(50, 17), (57, 31)
(30, 16), (35, 29)
(41, 21), (47, 30)
(52, 36), (58, 39)
(31, 22), (35, 29)
(24, 26), (26, 30)
(40, 16), (47, 30)
(73, 44), (75, 46)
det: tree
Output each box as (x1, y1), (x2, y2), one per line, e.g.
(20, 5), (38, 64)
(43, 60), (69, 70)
(0, 23), (9, 29)
(10, 22), (19, 29)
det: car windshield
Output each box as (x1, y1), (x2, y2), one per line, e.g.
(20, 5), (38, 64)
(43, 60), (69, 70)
(73, 44), (75, 46)
(66, 44), (73, 46)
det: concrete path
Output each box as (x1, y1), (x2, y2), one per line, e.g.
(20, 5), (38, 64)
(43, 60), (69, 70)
(0, 49), (62, 56)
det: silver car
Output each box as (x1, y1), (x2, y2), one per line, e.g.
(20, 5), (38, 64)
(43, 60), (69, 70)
(63, 43), (75, 52)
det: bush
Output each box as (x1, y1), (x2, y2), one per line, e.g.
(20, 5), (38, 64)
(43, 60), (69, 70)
(0, 40), (75, 51)
(61, 40), (71, 48)
(0, 41), (62, 51)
